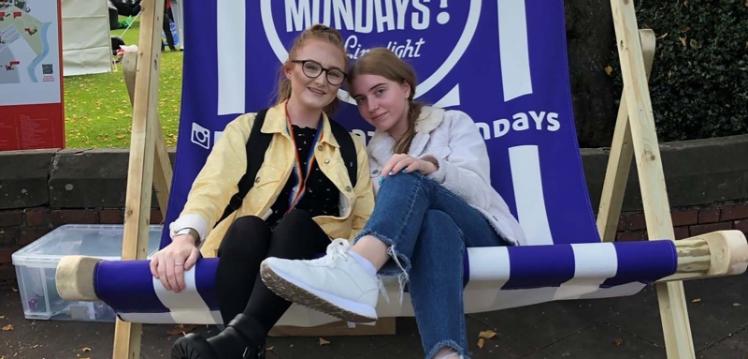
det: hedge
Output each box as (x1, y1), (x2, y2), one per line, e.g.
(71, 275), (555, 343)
(611, 0), (747, 141)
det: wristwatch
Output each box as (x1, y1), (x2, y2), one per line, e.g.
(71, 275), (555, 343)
(174, 227), (201, 247)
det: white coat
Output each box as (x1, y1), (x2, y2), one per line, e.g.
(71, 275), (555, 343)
(366, 106), (526, 245)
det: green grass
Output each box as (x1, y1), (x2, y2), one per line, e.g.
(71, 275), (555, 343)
(64, 17), (181, 148)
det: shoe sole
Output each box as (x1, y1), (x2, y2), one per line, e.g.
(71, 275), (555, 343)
(260, 261), (377, 323)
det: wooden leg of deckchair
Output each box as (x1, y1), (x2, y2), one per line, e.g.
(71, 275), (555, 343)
(610, 1), (695, 358)
(596, 29), (656, 242)
(152, 125), (173, 215)
(113, 0), (165, 358)
(123, 51), (173, 216)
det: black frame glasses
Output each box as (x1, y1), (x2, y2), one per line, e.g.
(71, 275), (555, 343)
(291, 59), (346, 85)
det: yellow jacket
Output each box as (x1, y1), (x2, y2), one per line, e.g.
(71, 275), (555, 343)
(170, 102), (375, 257)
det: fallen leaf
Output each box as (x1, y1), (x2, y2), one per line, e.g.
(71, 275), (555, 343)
(476, 329), (497, 349)
(604, 65), (614, 76)
(479, 330), (497, 339)
(613, 337), (624, 347)
(679, 36), (687, 47)
(477, 337), (486, 349)
(319, 337), (330, 346)
(1, 324), (13, 331)
(691, 298), (702, 303)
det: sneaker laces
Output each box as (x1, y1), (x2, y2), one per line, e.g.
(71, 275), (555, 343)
(321, 238), (352, 266)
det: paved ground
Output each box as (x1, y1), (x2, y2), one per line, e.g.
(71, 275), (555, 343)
(1, 274), (747, 358)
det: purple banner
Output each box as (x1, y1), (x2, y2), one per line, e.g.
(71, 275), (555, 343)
(164, 0), (599, 247)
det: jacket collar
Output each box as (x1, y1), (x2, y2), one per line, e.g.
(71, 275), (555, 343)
(368, 106), (445, 163)
(261, 101), (340, 148)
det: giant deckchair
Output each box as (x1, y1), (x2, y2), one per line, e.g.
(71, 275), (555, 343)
(55, 1), (748, 358)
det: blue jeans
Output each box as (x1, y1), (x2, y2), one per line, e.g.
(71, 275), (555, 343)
(355, 173), (507, 359)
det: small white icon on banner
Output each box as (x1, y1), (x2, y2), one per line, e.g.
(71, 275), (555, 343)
(191, 122), (211, 149)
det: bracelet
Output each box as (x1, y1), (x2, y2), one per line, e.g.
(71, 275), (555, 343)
(174, 227), (201, 247)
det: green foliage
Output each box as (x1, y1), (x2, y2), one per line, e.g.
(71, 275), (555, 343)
(64, 17), (182, 148)
(613, 0), (748, 141)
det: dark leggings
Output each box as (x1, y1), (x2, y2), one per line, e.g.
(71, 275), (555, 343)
(215, 209), (330, 344)
(162, 5), (175, 48)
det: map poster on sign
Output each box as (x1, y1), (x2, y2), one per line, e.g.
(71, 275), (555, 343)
(0, 0), (64, 150)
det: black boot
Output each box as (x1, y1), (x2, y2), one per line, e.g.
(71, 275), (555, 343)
(218, 313), (266, 359)
(171, 314), (265, 359)
(171, 333), (219, 359)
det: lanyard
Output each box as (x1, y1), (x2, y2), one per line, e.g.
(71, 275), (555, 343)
(285, 103), (323, 211)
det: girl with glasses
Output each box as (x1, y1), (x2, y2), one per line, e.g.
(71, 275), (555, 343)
(261, 48), (526, 359)
(154, 24), (375, 359)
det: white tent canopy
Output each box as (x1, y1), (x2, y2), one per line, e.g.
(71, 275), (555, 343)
(61, 0), (111, 76)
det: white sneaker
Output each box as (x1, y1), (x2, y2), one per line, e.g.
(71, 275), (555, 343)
(260, 239), (379, 322)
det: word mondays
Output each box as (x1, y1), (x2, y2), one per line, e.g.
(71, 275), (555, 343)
(284, 0), (446, 33)
(351, 111), (562, 144)
(476, 111), (561, 140)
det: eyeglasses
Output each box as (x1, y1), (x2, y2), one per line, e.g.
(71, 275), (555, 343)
(291, 59), (346, 85)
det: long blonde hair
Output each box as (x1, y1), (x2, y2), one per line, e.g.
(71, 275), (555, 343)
(347, 48), (423, 154)
(275, 24), (347, 115)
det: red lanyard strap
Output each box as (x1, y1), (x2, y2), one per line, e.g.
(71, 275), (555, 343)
(285, 105), (323, 211)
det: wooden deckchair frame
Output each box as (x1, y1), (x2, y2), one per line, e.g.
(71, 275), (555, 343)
(114, 0), (169, 357)
(110, 1), (742, 358)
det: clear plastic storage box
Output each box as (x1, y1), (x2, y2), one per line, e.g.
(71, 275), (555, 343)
(11, 224), (162, 322)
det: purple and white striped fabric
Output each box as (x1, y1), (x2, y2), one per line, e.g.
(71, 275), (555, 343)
(96, 240), (676, 325)
(92, 1), (679, 326)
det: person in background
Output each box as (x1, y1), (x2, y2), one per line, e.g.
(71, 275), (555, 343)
(162, 0), (176, 51)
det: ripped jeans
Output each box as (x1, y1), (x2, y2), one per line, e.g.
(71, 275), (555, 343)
(355, 173), (507, 359)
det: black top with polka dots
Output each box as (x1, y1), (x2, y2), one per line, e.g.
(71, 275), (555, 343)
(265, 125), (340, 227)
